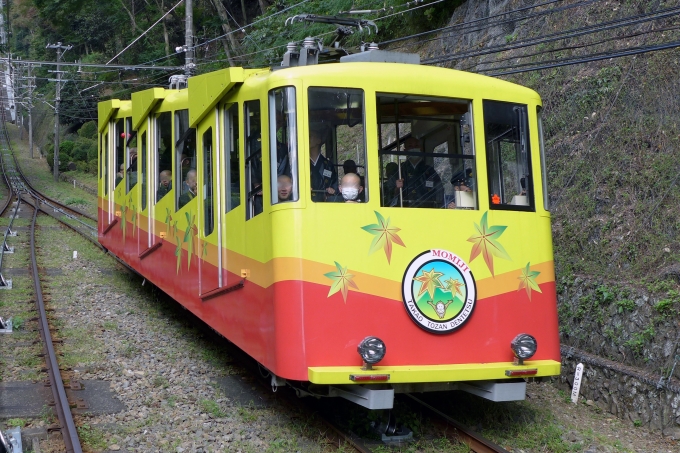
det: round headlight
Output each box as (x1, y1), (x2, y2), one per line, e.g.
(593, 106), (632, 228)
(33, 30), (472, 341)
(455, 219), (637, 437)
(357, 336), (386, 365)
(511, 333), (537, 360)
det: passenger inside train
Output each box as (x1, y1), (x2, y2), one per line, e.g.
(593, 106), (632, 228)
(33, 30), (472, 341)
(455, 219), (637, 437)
(378, 94), (477, 209)
(338, 173), (363, 203)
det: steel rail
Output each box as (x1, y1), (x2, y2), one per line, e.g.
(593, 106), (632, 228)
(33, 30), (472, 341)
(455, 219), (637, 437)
(405, 394), (510, 453)
(27, 195), (83, 453)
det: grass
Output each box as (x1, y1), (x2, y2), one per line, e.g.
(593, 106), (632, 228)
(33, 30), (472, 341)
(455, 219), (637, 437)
(77, 424), (107, 450)
(200, 398), (228, 418)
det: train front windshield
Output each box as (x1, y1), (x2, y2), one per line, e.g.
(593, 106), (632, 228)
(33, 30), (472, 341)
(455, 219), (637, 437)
(377, 95), (476, 210)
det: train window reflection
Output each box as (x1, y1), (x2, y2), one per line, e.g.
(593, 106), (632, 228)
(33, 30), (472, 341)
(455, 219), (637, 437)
(269, 87), (298, 204)
(245, 100), (262, 219)
(224, 104), (240, 213)
(155, 112), (172, 202)
(175, 109), (197, 210)
(141, 131), (147, 210)
(114, 118), (125, 188)
(377, 94), (476, 210)
(307, 87), (366, 203)
(203, 128), (214, 236)
(484, 100), (534, 211)
(103, 132), (108, 194)
(125, 117), (138, 194)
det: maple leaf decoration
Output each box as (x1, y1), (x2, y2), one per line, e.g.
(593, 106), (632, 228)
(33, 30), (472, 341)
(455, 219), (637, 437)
(467, 211), (511, 276)
(518, 262), (542, 301)
(361, 211), (406, 264)
(324, 262), (359, 303)
(443, 277), (465, 298)
(413, 268), (444, 299)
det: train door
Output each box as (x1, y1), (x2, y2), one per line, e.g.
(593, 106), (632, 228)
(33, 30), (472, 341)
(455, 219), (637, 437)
(221, 103), (244, 290)
(243, 99), (269, 265)
(198, 110), (222, 298)
(123, 117), (139, 262)
(137, 124), (151, 258)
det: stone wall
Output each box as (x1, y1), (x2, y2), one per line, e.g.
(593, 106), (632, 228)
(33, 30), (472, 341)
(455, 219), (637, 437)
(560, 345), (680, 438)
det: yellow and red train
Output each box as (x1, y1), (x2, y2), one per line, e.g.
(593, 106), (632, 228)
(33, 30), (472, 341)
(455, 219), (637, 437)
(98, 48), (560, 410)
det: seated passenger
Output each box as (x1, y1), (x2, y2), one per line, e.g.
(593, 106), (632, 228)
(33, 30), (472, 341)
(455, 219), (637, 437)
(127, 148), (138, 186)
(157, 170), (172, 201)
(339, 173), (363, 203)
(277, 175), (293, 202)
(115, 163), (124, 186)
(395, 137), (443, 208)
(178, 169), (197, 209)
(309, 128), (337, 202)
(342, 159), (365, 202)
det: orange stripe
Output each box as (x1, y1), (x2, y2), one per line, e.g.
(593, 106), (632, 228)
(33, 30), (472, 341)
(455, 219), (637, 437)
(101, 201), (554, 302)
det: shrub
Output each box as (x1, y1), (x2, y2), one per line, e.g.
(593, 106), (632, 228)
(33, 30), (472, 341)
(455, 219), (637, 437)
(78, 121), (98, 140)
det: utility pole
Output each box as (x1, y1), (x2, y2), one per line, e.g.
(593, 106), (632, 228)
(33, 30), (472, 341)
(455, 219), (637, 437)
(28, 64), (34, 159)
(185, 0), (195, 77)
(46, 42), (71, 182)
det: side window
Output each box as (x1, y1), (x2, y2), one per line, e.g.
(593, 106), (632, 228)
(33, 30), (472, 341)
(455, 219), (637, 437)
(484, 100), (534, 211)
(115, 118), (125, 188)
(244, 100), (262, 219)
(125, 117), (138, 194)
(307, 87), (366, 203)
(156, 112), (172, 202)
(269, 87), (298, 204)
(176, 109), (197, 210)
(224, 104), (240, 213)
(203, 128), (214, 236)
(537, 106), (549, 211)
(377, 94), (475, 210)
(141, 131), (147, 210)
(103, 132), (108, 194)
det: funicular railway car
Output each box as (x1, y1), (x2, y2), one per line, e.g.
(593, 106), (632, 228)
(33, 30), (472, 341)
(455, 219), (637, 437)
(97, 48), (560, 411)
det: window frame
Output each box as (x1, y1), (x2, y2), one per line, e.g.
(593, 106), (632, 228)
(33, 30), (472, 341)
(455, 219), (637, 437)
(483, 100), (535, 212)
(224, 103), (240, 213)
(244, 100), (262, 219)
(269, 86), (299, 205)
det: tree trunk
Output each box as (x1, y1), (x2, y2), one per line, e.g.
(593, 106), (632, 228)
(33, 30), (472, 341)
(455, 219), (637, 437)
(210, 0), (238, 65)
(117, 0), (144, 33)
(258, 0), (270, 15)
(240, 0), (247, 24)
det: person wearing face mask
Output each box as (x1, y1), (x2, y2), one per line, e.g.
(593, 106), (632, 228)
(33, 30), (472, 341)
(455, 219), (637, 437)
(342, 159), (365, 202)
(339, 173), (363, 203)
(395, 137), (443, 208)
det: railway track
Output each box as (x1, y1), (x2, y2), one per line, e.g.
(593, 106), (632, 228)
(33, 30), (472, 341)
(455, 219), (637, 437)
(0, 122), (86, 452)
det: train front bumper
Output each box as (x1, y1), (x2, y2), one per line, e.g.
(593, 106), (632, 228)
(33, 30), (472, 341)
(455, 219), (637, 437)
(308, 359), (560, 385)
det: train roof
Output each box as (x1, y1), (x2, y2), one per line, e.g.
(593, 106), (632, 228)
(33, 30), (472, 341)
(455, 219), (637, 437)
(99, 60), (541, 131)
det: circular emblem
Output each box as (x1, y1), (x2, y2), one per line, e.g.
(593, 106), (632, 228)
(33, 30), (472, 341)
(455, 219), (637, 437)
(402, 249), (476, 334)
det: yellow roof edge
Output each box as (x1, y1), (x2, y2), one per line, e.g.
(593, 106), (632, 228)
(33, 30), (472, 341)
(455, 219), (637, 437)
(131, 87), (166, 130)
(188, 67), (245, 127)
(97, 99), (121, 133)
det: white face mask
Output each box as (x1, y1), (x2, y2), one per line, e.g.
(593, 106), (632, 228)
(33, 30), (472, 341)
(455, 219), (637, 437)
(341, 187), (360, 201)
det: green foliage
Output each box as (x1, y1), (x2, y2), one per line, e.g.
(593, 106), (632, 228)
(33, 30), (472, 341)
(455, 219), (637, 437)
(6, 418), (26, 428)
(200, 399), (227, 418)
(77, 424), (107, 450)
(624, 325), (655, 356)
(615, 299), (635, 313)
(78, 121), (97, 139)
(59, 139), (74, 156)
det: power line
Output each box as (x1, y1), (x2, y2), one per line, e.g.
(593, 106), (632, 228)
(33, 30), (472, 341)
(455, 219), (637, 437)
(423, 4), (680, 65)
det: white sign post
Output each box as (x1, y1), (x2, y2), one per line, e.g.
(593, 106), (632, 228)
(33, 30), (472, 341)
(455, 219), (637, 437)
(571, 363), (584, 404)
